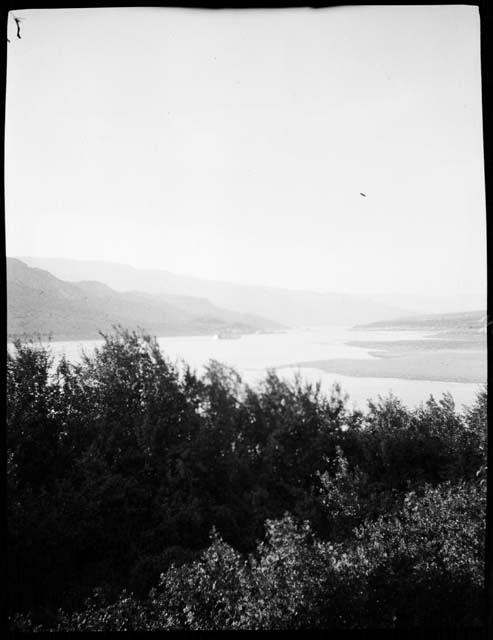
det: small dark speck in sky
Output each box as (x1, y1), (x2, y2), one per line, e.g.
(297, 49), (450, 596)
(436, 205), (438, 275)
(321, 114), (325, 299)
(360, 193), (366, 197)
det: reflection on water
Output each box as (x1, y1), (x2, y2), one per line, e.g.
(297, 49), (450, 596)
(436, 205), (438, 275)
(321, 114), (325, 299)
(15, 327), (482, 412)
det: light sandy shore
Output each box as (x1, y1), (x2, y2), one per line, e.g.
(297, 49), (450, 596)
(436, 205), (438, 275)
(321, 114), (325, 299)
(345, 338), (486, 354)
(289, 349), (487, 384)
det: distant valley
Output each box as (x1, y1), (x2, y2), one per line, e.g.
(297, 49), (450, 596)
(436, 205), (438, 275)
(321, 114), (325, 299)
(9, 257), (486, 346)
(8, 259), (487, 386)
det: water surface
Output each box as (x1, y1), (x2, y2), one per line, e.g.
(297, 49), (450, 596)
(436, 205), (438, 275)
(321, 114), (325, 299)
(28, 327), (482, 411)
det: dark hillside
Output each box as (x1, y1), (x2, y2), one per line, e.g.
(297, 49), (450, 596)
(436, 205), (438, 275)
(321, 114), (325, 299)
(7, 258), (282, 340)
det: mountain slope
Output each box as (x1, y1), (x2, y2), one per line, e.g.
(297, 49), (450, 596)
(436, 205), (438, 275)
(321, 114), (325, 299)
(7, 259), (282, 340)
(17, 257), (410, 326)
(354, 310), (487, 334)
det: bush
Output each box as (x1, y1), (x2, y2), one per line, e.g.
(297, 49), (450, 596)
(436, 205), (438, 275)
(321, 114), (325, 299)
(7, 330), (487, 629)
(34, 479), (485, 631)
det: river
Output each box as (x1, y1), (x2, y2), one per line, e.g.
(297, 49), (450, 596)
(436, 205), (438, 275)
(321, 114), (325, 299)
(28, 326), (483, 412)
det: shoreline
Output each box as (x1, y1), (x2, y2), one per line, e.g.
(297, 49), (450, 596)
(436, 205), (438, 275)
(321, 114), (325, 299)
(284, 349), (486, 384)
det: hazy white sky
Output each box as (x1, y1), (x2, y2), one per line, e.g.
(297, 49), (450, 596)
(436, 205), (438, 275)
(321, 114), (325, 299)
(5, 6), (486, 297)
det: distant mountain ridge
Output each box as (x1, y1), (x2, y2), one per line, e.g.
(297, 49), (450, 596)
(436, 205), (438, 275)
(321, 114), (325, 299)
(16, 256), (410, 326)
(366, 292), (486, 315)
(354, 310), (487, 333)
(7, 258), (282, 341)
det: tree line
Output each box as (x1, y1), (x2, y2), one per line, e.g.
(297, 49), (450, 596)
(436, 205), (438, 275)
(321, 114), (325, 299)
(7, 328), (487, 630)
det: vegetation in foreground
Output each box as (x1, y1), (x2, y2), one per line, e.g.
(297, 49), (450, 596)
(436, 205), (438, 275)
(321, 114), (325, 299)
(7, 329), (487, 630)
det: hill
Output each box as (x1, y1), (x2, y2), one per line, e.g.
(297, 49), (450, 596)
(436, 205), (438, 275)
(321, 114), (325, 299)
(7, 258), (282, 341)
(16, 257), (409, 326)
(353, 310), (487, 335)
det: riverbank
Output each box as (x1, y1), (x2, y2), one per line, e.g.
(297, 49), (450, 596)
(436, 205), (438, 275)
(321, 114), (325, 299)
(288, 349), (486, 384)
(283, 315), (487, 384)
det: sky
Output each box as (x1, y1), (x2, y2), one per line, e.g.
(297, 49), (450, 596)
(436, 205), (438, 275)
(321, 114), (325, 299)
(5, 6), (486, 301)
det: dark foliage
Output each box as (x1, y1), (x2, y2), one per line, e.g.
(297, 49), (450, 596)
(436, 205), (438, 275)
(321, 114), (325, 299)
(7, 329), (487, 629)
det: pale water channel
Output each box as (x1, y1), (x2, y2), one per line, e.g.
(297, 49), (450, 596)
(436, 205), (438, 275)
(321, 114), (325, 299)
(26, 326), (483, 412)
